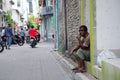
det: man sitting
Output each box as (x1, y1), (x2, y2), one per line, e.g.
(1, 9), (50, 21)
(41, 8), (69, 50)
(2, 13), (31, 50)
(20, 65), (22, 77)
(70, 25), (90, 73)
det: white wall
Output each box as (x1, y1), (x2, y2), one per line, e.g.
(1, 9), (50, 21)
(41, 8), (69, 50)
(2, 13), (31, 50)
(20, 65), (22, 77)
(4, 0), (11, 11)
(22, 0), (29, 23)
(12, 10), (19, 23)
(12, 0), (19, 23)
(96, 0), (120, 50)
(85, 0), (90, 32)
(32, 0), (39, 17)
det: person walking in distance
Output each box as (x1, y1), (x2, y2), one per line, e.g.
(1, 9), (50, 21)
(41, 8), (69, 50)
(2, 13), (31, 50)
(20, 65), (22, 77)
(70, 25), (90, 73)
(4, 23), (13, 49)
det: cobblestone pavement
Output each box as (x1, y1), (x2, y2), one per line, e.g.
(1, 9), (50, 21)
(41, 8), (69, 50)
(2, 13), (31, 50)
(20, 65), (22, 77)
(0, 42), (97, 80)
(0, 42), (73, 80)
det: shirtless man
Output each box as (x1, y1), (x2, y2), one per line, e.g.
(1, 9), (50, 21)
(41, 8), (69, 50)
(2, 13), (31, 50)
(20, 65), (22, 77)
(70, 25), (90, 73)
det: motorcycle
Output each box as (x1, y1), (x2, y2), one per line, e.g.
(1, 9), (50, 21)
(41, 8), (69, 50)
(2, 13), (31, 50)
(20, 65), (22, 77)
(12, 35), (24, 46)
(36, 32), (40, 42)
(30, 37), (38, 48)
(0, 37), (4, 53)
(0, 42), (4, 53)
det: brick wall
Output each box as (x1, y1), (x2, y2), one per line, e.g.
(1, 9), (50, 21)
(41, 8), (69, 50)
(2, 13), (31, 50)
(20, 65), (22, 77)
(58, 0), (81, 53)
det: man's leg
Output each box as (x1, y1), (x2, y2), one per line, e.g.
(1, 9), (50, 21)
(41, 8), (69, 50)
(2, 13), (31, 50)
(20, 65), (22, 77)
(8, 37), (12, 49)
(72, 49), (83, 71)
(79, 59), (86, 72)
(6, 37), (9, 49)
(76, 57), (82, 69)
(72, 57), (81, 70)
(72, 56), (84, 72)
(74, 57), (86, 73)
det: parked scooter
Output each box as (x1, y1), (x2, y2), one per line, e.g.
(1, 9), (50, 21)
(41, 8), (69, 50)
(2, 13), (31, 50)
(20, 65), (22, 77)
(12, 35), (24, 46)
(0, 37), (4, 53)
(0, 42), (4, 53)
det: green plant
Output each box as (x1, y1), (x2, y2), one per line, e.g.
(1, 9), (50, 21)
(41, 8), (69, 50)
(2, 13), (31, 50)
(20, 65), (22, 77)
(28, 14), (39, 29)
(5, 11), (14, 27)
(6, 11), (11, 22)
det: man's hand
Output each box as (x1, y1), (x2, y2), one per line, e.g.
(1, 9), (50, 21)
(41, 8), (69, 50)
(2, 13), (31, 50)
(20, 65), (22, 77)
(76, 35), (81, 41)
(69, 51), (74, 57)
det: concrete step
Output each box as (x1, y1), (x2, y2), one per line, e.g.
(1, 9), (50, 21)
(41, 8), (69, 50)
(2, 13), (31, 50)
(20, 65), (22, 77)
(52, 50), (98, 80)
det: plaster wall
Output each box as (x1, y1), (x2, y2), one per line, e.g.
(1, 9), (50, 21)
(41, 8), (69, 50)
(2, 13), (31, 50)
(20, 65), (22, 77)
(84, 0), (90, 32)
(32, 0), (39, 17)
(96, 0), (120, 50)
(5, 0), (11, 11)
(22, 0), (29, 22)
(12, 10), (19, 23)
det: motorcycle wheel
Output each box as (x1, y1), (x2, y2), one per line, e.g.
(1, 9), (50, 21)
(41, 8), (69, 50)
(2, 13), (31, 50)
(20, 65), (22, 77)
(30, 42), (36, 48)
(0, 43), (4, 53)
(18, 41), (24, 46)
(30, 40), (37, 48)
(31, 45), (34, 48)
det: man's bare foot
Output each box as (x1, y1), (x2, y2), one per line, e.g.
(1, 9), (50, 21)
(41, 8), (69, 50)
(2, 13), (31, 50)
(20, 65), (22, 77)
(74, 68), (86, 73)
(80, 69), (86, 73)
(71, 67), (78, 71)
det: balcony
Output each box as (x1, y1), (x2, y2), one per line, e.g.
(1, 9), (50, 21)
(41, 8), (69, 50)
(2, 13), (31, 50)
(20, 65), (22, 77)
(41, 6), (53, 16)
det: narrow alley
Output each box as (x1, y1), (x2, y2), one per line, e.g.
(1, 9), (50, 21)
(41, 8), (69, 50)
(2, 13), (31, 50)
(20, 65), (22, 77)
(0, 42), (77, 80)
(0, 0), (120, 80)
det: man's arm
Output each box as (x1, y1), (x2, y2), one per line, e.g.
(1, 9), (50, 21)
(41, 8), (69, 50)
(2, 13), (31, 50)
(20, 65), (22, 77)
(70, 34), (81, 56)
(80, 35), (90, 50)
(10, 28), (13, 36)
(70, 45), (81, 56)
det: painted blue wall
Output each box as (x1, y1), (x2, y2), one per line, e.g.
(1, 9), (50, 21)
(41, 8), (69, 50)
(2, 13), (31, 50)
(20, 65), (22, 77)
(55, 0), (60, 50)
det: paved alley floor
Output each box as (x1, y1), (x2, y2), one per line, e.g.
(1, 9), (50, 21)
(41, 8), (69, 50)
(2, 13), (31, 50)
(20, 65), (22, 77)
(0, 42), (75, 80)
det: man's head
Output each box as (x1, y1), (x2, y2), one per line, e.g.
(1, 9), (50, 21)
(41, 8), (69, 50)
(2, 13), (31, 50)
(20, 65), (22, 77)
(31, 25), (34, 28)
(8, 23), (11, 27)
(21, 28), (23, 30)
(79, 25), (88, 36)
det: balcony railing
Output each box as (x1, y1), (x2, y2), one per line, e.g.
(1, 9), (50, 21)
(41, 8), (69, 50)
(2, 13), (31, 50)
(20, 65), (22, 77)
(41, 6), (53, 16)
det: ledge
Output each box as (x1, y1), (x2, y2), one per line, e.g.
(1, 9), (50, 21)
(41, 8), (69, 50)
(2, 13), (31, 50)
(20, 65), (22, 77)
(102, 58), (120, 80)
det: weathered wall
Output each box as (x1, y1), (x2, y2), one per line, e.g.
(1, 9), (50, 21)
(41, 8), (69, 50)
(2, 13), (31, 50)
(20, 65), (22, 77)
(58, 0), (66, 52)
(59, 0), (80, 53)
(58, 0), (120, 80)
(66, 0), (80, 52)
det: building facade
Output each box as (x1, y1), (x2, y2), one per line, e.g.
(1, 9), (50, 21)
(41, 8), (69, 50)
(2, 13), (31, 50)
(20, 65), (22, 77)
(58, 0), (81, 52)
(56, 0), (120, 80)
(0, 0), (14, 32)
(38, 0), (54, 41)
